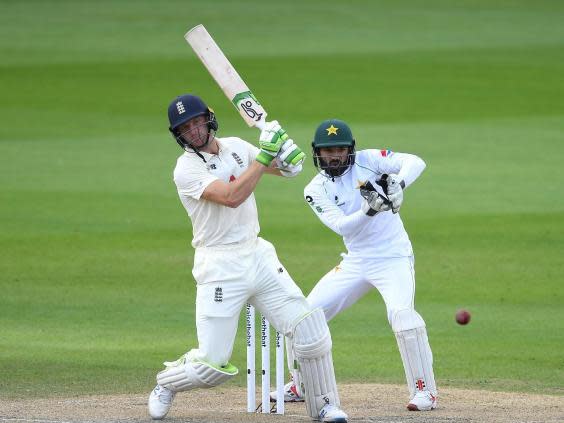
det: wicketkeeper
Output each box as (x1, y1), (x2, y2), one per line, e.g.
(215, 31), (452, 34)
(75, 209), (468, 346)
(272, 119), (438, 411)
(148, 95), (348, 423)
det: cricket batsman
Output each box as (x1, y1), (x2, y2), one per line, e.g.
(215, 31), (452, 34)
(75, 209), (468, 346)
(272, 119), (438, 411)
(148, 95), (348, 423)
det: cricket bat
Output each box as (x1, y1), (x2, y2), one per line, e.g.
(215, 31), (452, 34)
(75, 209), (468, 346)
(185, 25), (268, 130)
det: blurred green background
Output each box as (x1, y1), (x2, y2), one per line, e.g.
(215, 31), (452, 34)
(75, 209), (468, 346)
(1, 0), (563, 398)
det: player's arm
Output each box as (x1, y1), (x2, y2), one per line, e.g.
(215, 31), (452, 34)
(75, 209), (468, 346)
(370, 150), (426, 189)
(267, 151), (303, 178)
(304, 187), (375, 237)
(201, 161), (267, 208)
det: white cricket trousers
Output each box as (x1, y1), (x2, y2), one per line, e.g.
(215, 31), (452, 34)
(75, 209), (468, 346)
(191, 237), (309, 366)
(307, 255), (416, 324)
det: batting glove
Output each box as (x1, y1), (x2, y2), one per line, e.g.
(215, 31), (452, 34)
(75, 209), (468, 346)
(275, 149), (303, 177)
(256, 120), (288, 166)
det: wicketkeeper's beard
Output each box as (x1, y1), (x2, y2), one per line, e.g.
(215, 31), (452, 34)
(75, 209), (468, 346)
(319, 156), (351, 177)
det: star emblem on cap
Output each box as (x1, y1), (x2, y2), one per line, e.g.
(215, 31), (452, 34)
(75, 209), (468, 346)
(326, 124), (339, 135)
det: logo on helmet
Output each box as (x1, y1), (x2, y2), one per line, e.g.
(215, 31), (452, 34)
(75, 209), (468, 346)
(326, 125), (339, 135)
(176, 101), (186, 114)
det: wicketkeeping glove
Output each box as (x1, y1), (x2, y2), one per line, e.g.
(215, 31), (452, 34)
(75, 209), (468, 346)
(360, 188), (391, 216)
(386, 174), (404, 213)
(360, 180), (391, 216)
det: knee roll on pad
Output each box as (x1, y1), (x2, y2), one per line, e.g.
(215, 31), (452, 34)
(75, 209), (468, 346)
(156, 350), (238, 392)
(391, 308), (426, 332)
(292, 308), (340, 418)
(293, 307), (332, 358)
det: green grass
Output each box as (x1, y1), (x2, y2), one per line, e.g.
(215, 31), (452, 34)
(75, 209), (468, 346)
(1, 0), (563, 398)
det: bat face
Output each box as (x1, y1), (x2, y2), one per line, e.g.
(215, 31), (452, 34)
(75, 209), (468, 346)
(185, 25), (268, 129)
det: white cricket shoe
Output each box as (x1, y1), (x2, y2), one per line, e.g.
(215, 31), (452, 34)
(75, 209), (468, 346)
(407, 390), (437, 411)
(318, 404), (348, 422)
(148, 384), (176, 419)
(269, 381), (304, 403)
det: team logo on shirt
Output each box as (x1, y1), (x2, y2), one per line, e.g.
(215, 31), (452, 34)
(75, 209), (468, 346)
(334, 195), (345, 206)
(214, 287), (223, 302)
(305, 195), (323, 213)
(380, 149), (392, 157)
(231, 152), (244, 167)
(208, 164), (217, 170)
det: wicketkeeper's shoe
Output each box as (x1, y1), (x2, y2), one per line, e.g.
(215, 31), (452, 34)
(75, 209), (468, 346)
(269, 381), (304, 403)
(318, 404), (348, 422)
(148, 384), (176, 420)
(407, 390), (437, 411)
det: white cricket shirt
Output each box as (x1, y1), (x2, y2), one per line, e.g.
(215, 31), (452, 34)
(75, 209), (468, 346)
(174, 137), (261, 248)
(304, 149), (426, 258)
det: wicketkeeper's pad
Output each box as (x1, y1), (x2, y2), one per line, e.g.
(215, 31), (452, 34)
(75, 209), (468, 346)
(392, 309), (437, 397)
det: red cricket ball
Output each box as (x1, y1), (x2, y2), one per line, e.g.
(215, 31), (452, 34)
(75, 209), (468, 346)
(455, 309), (471, 325)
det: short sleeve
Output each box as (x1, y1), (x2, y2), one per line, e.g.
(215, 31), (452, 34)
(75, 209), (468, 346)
(174, 157), (218, 200)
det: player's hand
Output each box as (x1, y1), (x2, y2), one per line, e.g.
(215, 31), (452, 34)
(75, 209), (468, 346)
(274, 139), (305, 177)
(386, 174), (404, 213)
(278, 139), (305, 167)
(360, 190), (391, 216)
(277, 162), (302, 177)
(275, 140), (303, 177)
(256, 120), (288, 166)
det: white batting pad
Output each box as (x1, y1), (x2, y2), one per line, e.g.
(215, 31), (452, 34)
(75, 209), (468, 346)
(156, 350), (238, 392)
(292, 308), (340, 418)
(392, 309), (437, 397)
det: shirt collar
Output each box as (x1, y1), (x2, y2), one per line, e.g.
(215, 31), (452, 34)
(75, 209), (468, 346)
(185, 138), (227, 161)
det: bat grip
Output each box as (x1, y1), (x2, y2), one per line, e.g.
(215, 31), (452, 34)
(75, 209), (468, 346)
(255, 120), (266, 131)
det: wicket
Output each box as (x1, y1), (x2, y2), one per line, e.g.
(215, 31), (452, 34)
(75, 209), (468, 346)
(246, 303), (285, 414)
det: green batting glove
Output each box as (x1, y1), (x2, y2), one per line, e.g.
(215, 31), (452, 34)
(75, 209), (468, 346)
(278, 139), (306, 166)
(256, 121), (288, 166)
(283, 145), (306, 166)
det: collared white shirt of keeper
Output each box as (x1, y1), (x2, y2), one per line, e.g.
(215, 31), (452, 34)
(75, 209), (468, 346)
(303, 148), (438, 404)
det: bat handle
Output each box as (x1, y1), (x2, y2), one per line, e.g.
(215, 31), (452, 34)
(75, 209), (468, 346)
(255, 120), (288, 141)
(254, 120), (266, 131)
